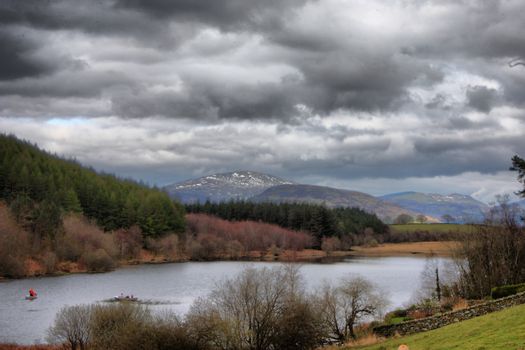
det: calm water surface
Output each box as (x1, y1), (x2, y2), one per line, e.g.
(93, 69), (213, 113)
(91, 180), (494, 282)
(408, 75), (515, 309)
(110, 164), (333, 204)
(0, 256), (447, 344)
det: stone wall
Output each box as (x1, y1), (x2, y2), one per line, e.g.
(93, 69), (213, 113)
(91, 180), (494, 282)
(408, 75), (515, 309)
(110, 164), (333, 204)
(373, 292), (525, 337)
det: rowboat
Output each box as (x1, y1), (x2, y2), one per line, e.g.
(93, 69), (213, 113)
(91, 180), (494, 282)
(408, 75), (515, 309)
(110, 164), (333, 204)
(113, 295), (138, 302)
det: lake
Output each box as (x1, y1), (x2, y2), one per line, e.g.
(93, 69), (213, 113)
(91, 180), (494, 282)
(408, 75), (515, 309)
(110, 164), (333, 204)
(0, 256), (448, 344)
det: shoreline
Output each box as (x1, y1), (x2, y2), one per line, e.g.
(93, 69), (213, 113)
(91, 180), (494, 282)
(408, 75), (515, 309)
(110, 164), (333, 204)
(1, 241), (456, 282)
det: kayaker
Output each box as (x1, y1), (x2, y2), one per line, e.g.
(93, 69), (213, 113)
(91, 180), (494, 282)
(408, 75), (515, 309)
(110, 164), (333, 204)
(29, 288), (37, 297)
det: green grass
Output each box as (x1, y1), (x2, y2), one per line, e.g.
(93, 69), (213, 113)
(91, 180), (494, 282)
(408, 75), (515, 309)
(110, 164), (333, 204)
(386, 317), (411, 325)
(352, 303), (525, 350)
(389, 223), (475, 234)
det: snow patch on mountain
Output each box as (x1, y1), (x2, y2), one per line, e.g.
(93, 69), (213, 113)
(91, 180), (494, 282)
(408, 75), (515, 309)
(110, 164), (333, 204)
(164, 170), (294, 203)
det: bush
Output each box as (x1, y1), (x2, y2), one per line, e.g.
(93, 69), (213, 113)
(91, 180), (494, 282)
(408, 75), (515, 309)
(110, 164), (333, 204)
(0, 204), (30, 278)
(321, 237), (341, 255)
(49, 304), (203, 350)
(491, 283), (525, 299)
(41, 251), (57, 274)
(57, 215), (118, 263)
(114, 226), (143, 260)
(89, 303), (152, 350)
(48, 304), (93, 350)
(81, 249), (115, 272)
(185, 213), (312, 260)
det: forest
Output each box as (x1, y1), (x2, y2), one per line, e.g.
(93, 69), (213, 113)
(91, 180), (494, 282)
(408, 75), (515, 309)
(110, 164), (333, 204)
(185, 200), (388, 246)
(0, 134), (186, 238)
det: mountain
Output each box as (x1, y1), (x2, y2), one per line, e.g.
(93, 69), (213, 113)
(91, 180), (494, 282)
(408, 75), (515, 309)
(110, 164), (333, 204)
(164, 170), (294, 203)
(380, 191), (488, 223)
(515, 199), (525, 209)
(252, 184), (421, 222)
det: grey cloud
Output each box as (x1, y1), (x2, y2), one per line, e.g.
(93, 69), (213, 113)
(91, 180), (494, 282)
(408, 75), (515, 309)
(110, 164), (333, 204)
(499, 71), (525, 108)
(0, 29), (55, 80)
(112, 78), (303, 120)
(406, 1), (525, 60)
(466, 85), (499, 112)
(1, 0), (525, 195)
(0, 0), (198, 48)
(425, 94), (451, 110)
(114, 0), (312, 32)
(0, 69), (132, 98)
(446, 116), (498, 130)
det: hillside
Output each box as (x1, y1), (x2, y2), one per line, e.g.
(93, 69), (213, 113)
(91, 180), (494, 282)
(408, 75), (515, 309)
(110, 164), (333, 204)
(354, 303), (525, 350)
(164, 170), (294, 203)
(380, 191), (487, 223)
(0, 134), (185, 236)
(252, 184), (421, 222)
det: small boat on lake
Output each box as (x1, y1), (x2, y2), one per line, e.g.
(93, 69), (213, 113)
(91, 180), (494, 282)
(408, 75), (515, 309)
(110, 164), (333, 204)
(26, 288), (38, 300)
(113, 294), (138, 302)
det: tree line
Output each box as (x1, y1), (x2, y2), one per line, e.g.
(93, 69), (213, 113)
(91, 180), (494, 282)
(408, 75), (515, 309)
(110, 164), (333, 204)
(185, 200), (388, 246)
(0, 134), (185, 239)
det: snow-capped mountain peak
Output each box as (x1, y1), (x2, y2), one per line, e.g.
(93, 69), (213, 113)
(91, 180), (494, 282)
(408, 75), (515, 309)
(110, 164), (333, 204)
(164, 170), (294, 203)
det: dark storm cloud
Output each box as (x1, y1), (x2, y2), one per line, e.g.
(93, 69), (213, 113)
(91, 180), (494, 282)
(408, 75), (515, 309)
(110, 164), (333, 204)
(111, 79), (300, 120)
(0, 70), (132, 98)
(114, 0), (312, 31)
(1, 0), (523, 120)
(0, 29), (55, 80)
(0, 0), (198, 48)
(466, 85), (499, 113)
(404, 1), (525, 60)
(299, 54), (441, 112)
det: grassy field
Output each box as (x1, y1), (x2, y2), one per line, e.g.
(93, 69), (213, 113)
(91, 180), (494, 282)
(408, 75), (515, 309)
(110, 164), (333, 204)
(350, 241), (457, 257)
(389, 223), (476, 234)
(350, 303), (525, 350)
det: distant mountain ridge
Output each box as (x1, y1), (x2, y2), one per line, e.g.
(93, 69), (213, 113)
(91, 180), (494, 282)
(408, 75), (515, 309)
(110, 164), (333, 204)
(252, 184), (422, 222)
(380, 191), (488, 223)
(164, 171), (490, 223)
(164, 170), (294, 203)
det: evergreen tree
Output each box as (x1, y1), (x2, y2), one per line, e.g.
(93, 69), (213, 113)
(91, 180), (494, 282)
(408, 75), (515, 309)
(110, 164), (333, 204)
(0, 134), (186, 239)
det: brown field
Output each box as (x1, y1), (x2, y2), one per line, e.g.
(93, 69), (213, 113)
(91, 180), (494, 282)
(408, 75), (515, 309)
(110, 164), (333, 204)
(248, 248), (353, 261)
(349, 241), (458, 257)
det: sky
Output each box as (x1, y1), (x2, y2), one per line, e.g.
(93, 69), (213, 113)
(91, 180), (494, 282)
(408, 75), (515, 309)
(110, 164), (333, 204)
(1, 0), (524, 203)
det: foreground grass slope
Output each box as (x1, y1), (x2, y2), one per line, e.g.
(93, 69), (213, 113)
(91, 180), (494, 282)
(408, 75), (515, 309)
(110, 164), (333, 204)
(354, 303), (525, 350)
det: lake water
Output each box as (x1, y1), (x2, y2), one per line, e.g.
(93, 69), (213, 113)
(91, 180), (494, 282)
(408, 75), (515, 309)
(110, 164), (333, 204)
(0, 256), (447, 344)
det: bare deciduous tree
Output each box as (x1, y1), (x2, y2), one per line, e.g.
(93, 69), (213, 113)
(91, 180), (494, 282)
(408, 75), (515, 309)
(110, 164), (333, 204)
(186, 265), (324, 350)
(453, 195), (525, 298)
(48, 305), (93, 350)
(317, 275), (389, 342)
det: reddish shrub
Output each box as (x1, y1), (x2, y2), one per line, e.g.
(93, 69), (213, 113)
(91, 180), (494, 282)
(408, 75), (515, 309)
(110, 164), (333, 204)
(57, 215), (117, 264)
(185, 214), (313, 259)
(0, 203), (30, 278)
(114, 226), (143, 260)
(321, 237), (341, 254)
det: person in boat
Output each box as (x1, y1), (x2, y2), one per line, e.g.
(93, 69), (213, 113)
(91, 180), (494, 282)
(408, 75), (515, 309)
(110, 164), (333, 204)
(28, 288), (37, 297)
